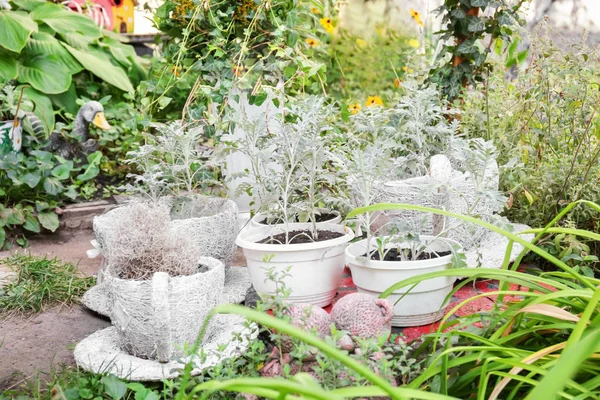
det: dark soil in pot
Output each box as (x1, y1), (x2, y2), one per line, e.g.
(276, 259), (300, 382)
(257, 230), (344, 244)
(259, 212), (338, 225)
(365, 249), (451, 261)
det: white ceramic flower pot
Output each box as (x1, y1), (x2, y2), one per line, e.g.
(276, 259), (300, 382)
(236, 223), (354, 307)
(345, 236), (460, 327)
(249, 208), (342, 229)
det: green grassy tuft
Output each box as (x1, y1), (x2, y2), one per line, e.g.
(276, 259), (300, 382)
(0, 255), (95, 317)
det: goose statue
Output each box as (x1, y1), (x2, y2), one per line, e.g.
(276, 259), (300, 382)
(45, 101), (111, 159)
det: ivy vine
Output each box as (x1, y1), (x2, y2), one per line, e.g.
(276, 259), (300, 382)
(428, 0), (526, 101)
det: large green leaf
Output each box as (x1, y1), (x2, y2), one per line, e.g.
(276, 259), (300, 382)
(48, 83), (78, 115)
(60, 31), (96, 49)
(17, 55), (72, 94)
(0, 49), (18, 81)
(25, 32), (83, 74)
(10, 0), (48, 12)
(30, 3), (101, 39)
(23, 213), (41, 233)
(20, 86), (55, 135)
(63, 44), (134, 93)
(37, 211), (59, 232)
(0, 10), (38, 53)
(100, 37), (148, 83)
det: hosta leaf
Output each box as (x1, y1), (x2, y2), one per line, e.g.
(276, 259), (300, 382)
(20, 86), (55, 135)
(37, 211), (59, 232)
(23, 214), (41, 233)
(49, 83), (78, 116)
(0, 51), (18, 81)
(30, 3), (101, 39)
(60, 31), (96, 49)
(17, 55), (72, 94)
(25, 31), (83, 74)
(10, 0), (47, 12)
(62, 44), (134, 93)
(0, 11), (38, 53)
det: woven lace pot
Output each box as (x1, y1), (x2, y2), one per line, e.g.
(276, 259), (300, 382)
(167, 195), (239, 268)
(249, 208), (342, 229)
(236, 223), (354, 307)
(104, 257), (225, 362)
(374, 176), (448, 236)
(345, 236), (460, 327)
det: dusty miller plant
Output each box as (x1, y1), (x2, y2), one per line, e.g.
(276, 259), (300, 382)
(218, 95), (338, 243)
(123, 122), (218, 202)
(389, 85), (459, 178)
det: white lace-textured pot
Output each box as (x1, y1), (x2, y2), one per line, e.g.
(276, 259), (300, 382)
(237, 223), (354, 307)
(104, 257), (225, 362)
(249, 208), (342, 229)
(168, 196), (239, 268)
(345, 236), (460, 327)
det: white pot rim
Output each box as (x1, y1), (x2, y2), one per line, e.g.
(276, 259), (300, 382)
(346, 235), (462, 270)
(236, 222), (354, 252)
(251, 208), (341, 224)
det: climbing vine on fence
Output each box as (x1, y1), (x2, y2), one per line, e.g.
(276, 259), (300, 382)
(428, 0), (525, 101)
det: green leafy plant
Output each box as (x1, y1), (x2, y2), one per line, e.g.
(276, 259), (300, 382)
(0, 0), (146, 135)
(428, 0), (525, 101)
(0, 254), (95, 316)
(461, 27), (600, 268)
(145, 0), (324, 130)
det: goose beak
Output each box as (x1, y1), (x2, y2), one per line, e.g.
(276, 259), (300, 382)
(92, 112), (111, 130)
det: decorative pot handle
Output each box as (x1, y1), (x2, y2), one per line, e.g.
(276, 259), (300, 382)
(152, 272), (172, 363)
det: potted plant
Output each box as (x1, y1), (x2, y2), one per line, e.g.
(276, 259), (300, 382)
(89, 201), (226, 361)
(332, 99), (506, 327)
(229, 96), (354, 307)
(123, 122), (239, 267)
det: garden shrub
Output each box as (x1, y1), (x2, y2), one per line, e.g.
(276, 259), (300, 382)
(0, 0), (146, 135)
(145, 0), (326, 129)
(0, 0), (148, 247)
(461, 28), (600, 269)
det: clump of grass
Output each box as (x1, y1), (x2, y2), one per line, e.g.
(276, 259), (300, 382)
(0, 255), (95, 317)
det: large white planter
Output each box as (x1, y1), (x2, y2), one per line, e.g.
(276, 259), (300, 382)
(345, 236), (460, 327)
(249, 208), (342, 229)
(236, 223), (354, 307)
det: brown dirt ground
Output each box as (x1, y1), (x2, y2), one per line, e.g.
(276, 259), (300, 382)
(0, 230), (246, 391)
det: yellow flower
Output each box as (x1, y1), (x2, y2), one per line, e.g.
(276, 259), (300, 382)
(348, 103), (361, 114)
(402, 66), (414, 73)
(310, 7), (320, 14)
(319, 17), (335, 34)
(355, 38), (367, 48)
(233, 65), (245, 77)
(408, 39), (420, 48)
(393, 78), (401, 88)
(366, 96), (383, 107)
(305, 37), (319, 47)
(409, 8), (425, 27)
